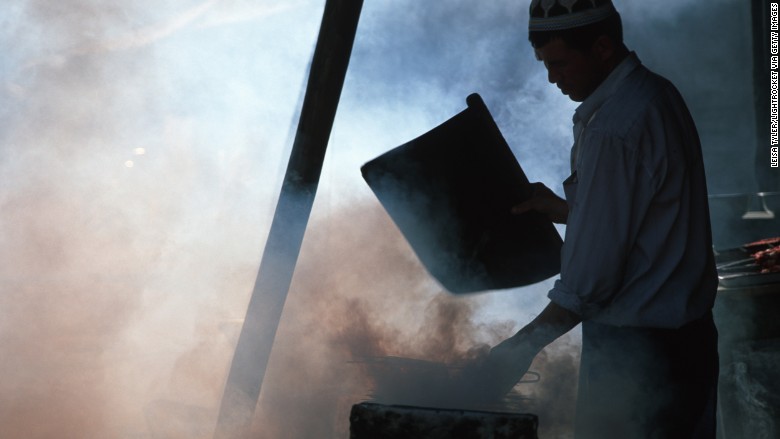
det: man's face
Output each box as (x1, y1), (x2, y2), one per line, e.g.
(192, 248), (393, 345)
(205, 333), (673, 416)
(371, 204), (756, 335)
(534, 38), (606, 102)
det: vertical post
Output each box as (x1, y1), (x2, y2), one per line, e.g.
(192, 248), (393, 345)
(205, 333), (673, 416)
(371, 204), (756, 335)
(213, 1), (363, 437)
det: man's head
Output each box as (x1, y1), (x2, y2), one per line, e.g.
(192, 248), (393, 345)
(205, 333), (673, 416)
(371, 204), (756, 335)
(527, 0), (628, 102)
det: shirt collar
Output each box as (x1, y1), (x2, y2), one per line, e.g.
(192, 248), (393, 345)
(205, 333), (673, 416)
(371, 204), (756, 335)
(573, 51), (641, 124)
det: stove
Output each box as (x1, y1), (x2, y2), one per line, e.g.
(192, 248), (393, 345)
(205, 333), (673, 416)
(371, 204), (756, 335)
(713, 237), (780, 439)
(349, 402), (538, 439)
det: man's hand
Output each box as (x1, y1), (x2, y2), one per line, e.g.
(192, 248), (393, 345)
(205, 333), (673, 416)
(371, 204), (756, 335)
(482, 334), (538, 396)
(511, 182), (568, 224)
(457, 302), (581, 401)
(455, 338), (538, 403)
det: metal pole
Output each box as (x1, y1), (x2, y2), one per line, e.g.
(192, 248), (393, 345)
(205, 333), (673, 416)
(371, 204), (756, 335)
(213, 1), (363, 437)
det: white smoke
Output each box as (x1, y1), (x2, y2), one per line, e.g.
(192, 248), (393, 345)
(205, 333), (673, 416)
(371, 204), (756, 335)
(0, 0), (753, 438)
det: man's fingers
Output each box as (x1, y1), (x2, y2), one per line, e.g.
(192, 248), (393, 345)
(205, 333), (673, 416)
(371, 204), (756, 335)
(511, 202), (532, 215)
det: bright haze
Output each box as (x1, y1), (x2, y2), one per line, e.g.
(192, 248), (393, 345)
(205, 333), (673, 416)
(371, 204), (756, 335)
(0, 0), (750, 438)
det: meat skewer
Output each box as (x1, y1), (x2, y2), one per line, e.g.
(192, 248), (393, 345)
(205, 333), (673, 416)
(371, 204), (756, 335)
(753, 245), (780, 273)
(716, 242), (780, 273)
(743, 237), (780, 252)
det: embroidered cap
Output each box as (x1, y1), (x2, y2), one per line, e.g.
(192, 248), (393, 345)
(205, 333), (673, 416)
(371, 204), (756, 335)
(529, 0), (618, 32)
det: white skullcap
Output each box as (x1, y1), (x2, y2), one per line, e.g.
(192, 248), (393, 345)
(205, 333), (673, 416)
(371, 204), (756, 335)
(529, 0), (618, 32)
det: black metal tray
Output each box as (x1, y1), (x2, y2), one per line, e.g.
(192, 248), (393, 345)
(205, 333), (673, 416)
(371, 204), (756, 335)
(718, 271), (780, 288)
(716, 245), (780, 288)
(361, 94), (562, 294)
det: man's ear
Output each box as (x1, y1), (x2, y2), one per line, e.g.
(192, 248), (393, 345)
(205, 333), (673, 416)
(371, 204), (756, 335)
(591, 35), (615, 62)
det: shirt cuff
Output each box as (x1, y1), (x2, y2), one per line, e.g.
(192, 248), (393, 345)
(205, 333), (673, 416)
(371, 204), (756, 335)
(548, 279), (598, 319)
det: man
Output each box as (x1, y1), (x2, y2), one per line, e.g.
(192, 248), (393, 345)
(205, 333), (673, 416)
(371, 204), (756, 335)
(482, 1), (719, 437)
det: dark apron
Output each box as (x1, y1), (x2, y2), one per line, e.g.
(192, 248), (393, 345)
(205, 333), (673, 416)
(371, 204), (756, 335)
(574, 312), (719, 439)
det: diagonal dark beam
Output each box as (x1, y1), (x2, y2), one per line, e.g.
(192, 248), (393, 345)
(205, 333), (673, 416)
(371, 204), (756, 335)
(213, 1), (363, 437)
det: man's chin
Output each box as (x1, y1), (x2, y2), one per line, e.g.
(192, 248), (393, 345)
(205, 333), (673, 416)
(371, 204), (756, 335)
(560, 89), (584, 102)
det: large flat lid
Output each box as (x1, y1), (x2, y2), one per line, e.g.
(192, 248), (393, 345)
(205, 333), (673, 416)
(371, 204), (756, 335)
(361, 94), (561, 294)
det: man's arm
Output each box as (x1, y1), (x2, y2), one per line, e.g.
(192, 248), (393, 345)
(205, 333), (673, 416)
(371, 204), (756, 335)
(495, 300), (581, 353)
(476, 301), (581, 397)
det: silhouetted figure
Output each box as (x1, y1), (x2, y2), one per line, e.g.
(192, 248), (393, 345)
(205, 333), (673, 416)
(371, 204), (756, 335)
(478, 1), (719, 438)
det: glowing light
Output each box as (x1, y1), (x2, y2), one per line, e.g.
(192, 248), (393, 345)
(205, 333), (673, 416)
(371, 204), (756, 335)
(125, 160), (134, 168)
(134, 147), (146, 155)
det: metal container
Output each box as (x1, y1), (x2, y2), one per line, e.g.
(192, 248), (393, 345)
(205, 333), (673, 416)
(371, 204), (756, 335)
(715, 239), (780, 289)
(714, 283), (780, 344)
(714, 238), (780, 344)
(349, 402), (538, 439)
(361, 94), (562, 294)
(714, 258), (780, 439)
(355, 356), (535, 413)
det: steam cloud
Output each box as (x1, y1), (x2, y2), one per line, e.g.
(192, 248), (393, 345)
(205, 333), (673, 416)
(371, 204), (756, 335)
(0, 0), (750, 438)
(241, 203), (580, 438)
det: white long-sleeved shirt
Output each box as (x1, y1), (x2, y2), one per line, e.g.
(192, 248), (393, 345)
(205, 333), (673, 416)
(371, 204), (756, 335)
(547, 52), (718, 329)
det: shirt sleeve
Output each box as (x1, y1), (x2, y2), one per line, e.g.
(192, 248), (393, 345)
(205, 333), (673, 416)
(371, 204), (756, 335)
(548, 128), (654, 319)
